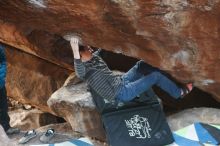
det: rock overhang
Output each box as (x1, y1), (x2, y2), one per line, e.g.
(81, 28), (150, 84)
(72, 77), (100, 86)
(0, 0), (220, 101)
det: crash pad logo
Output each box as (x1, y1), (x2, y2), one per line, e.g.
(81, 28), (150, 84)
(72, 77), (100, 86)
(125, 115), (152, 139)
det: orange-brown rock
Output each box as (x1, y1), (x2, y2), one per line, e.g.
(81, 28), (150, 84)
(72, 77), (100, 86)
(0, 1), (220, 101)
(6, 46), (71, 113)
(0, 21), (73, 70)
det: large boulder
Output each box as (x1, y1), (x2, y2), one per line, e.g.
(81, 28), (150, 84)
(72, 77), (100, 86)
(0, 0), (220, 101)
(47, 74), (106, 140)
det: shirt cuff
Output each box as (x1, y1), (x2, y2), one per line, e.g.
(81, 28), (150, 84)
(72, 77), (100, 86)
(74, 59), (82, 63)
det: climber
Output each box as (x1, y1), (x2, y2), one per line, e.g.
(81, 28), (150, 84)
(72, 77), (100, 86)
(0, 43), (20, 135)
(70, 37), (193, 102)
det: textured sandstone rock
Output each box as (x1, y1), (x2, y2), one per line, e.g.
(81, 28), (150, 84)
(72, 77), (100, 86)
(0, 21), (73, 70)
(47, 74), (106, 140)
(9, 108), (60, 131)
(167, 107), (220, 131)
(0, 1), (220, 101)
(6, 46), (71, 113)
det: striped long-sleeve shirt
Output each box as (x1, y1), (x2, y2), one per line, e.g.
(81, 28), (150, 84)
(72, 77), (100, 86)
(74, 51), (122, 101)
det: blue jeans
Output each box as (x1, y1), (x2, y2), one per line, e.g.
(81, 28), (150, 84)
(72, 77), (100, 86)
(116, 60), (181, 102)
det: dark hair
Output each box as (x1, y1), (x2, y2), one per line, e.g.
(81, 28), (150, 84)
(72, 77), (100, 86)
(79, 45), (86, 52)
(79, 45), (94, 53)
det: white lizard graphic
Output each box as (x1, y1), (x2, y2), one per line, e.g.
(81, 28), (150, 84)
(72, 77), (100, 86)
(125, 115), (152, 139)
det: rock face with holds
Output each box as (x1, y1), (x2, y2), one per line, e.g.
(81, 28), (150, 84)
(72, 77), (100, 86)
(0, 0), (220, 103)
(5, 46), (71, 113)
(1, 1), (220, 143)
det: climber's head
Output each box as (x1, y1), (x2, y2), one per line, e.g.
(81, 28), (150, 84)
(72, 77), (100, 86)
(79, 45), (93, 62)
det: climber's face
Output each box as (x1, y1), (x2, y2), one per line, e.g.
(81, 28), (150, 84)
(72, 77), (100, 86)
(80, 46), (93, 62)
